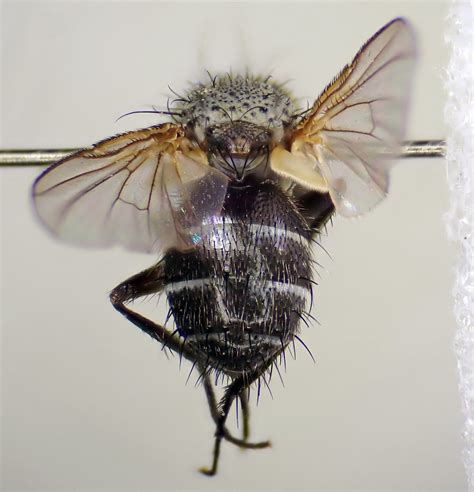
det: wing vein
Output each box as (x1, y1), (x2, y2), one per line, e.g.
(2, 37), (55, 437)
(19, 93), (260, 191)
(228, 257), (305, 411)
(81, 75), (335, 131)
(314, 24), (400, 115)
(105, 152), (150, 227)
(34, 153), (136, 196)
(56, 168), (130, 230)
(147, 152), (163, 244)
(320, 129), (382, 142)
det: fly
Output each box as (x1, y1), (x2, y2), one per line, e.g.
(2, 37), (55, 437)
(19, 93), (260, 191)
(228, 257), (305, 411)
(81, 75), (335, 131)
(31, 18), (416, 475)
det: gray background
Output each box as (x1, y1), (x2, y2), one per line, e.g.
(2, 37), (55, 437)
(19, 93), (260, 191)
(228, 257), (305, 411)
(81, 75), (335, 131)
(1, 1), (465, 491)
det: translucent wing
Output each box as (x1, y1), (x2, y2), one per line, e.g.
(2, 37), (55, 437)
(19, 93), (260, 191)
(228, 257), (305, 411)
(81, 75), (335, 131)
(32, 123), (229, 253)
(270, 17), (416, 216)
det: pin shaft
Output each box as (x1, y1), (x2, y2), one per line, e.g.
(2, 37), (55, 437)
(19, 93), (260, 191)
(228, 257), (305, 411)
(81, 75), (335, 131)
(398, 140), (446, 158)
(0, 140), (446, 167)
(0, 149), (78, 167)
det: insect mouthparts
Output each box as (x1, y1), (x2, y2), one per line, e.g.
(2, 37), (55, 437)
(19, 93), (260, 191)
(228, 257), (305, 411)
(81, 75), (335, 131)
(205, 121), (273, 180)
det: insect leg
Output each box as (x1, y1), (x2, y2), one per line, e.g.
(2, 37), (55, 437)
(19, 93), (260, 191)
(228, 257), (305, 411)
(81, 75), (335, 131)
(200, 368), (273, 476)
(111, 265), (271, 476)
(200, 369), (270, 448)
(240, 389), (250, 441)
(109, 262), (194, 362)
(294, 188), (335, 232)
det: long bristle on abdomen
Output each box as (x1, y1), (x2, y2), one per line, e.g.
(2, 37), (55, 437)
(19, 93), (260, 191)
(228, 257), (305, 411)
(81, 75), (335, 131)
(164, 182), (313, 377)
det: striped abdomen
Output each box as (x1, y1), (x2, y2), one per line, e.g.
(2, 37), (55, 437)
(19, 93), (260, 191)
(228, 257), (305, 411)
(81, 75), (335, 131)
(164, 182), (312, 377)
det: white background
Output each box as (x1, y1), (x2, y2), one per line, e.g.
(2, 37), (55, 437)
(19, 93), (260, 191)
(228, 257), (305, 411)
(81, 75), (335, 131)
(1, 1), (465, 490)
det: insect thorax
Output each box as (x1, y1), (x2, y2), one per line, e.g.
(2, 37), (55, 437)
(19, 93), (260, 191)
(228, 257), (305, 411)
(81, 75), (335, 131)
(177, 74), (295, 128)
(163, 182), (312, 378)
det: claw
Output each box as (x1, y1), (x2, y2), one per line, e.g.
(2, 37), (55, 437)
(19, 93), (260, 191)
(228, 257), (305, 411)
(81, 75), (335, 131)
(199, 466), (216, 477)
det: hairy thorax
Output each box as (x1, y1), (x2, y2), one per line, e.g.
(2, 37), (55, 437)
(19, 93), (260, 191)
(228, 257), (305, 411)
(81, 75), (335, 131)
(174, 75), (299, 181)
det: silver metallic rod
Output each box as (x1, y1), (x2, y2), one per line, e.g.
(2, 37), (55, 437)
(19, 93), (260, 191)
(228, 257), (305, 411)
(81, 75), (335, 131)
(0, 149), (78, 167)
(398, 140), (446, 158)
(0, 140), (446, 167)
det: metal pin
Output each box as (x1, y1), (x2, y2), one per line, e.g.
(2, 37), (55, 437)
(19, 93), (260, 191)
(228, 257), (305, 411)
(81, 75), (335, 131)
(398, 140), (447, 158)
(0, 140), (446, 167)
(0, 149), (78, 167)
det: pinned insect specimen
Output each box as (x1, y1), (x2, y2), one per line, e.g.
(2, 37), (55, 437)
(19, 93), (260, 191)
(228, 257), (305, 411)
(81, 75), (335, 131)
(32, 18), (416, 475)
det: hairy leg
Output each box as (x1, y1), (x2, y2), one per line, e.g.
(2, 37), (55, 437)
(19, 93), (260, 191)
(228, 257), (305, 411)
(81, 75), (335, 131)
(199, 367), (274, 476)
(240, 389), (250, 442)
(200, 369), (270, 446)
(110, 264), (270, 476)
(109, 262), (186, 353)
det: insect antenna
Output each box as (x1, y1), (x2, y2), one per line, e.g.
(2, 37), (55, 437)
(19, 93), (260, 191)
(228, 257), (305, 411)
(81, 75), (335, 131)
(294, 335), (315, 363)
